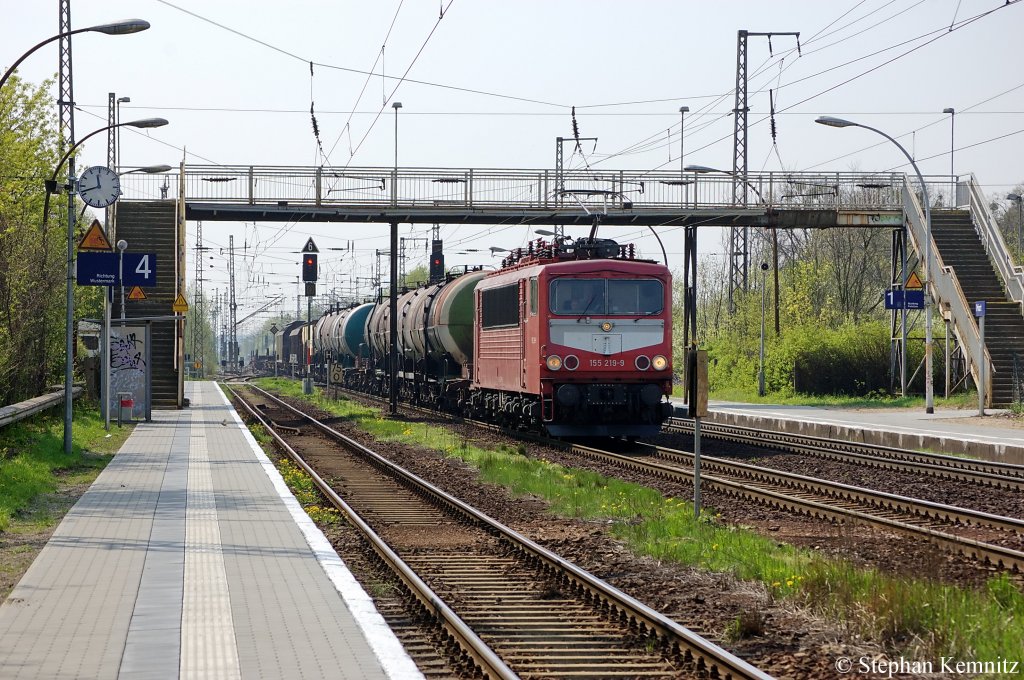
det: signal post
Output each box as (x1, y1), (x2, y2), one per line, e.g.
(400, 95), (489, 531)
(301, 238), (318, 395)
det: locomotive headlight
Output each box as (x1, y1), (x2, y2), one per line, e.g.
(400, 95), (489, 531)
(600, 321), (614, 332)
(546, 355), (562, 371)
(635, 355), (651, 371)
(652, 355), (669, 371)
(564, 355), (579, 370)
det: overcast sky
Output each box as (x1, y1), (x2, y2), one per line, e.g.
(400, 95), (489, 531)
(7, 0), (1024, 327)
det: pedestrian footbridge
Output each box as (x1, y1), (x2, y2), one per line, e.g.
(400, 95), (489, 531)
(118, 166), (1022, 406)
(129, 166), (914, 227)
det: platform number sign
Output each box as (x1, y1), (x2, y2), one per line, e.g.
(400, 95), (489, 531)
(120, 253), (158, 287)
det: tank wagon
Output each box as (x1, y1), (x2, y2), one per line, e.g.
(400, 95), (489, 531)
(306, 237), (673, 437)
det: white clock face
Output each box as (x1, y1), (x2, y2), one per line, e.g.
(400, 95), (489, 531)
(78, 166), (121, 208)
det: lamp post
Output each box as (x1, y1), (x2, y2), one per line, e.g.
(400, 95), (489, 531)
(1008, 193), (1022, 254)
(115, 96), (130, 172)
(943, 107), (955, 206)
(678, 106), (689, 179)
(392, 102), (402, 177)
(0, 20), (150, 91)
(389, 101), (402, 415)
(116, 240), (128, 321)
(758, 262), (768, 397)
(47, 118), (168, 453)
(817, 115), (935, 413)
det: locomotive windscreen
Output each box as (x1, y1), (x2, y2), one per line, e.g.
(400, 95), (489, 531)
(551, 278), (663, 316)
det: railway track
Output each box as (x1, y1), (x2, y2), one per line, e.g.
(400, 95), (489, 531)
(664, 417), (1024, 491)
(225, 382), (771, 680)
(565, 442), (1024, 573)
(322, 382), (1024, 572)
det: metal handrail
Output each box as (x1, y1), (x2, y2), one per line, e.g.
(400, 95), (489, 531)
(968, 174), (1024, 312)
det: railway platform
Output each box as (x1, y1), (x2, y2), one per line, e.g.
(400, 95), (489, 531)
(672, 398), (1024, 464)
(0, 381), (422, 680)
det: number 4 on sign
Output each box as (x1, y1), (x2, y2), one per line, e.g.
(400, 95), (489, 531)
(135, 255), (151, 279)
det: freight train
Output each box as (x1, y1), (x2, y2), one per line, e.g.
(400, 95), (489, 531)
(276, 236), (674, 437)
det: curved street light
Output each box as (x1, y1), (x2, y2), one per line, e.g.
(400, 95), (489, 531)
(119, 164), (173, 176)
(816, 115), (934, 413)
(50, 117), (168, 453)
(1, 20), (150, 90)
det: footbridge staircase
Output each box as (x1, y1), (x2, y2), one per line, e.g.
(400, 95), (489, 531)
(906, 179), (1024, 407)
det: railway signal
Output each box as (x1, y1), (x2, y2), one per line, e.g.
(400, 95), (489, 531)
(302, 254), (318, 282)
(429, 239), (444, 283)
(301, 237), (319, 283)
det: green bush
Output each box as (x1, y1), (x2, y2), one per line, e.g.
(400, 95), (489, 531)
(706, 320), (934, 397)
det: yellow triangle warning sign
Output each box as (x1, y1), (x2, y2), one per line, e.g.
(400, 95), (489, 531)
(78, 219), (112, 251)
(905, 271), (924, 290)
(172, 293), (189, 313)
(127, 286), (147, 301)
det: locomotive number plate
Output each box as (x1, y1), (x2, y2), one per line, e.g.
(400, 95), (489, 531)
(589, 358), (626, 368)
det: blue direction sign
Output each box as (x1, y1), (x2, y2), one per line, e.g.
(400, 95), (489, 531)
(121, 253), (157, 287)
(974, 300), (986, 317)
(75, 252), (157, 286)
(884, 289), (925, 310)
(76, 252), (118, 286)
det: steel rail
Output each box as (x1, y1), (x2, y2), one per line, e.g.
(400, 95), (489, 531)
(239, 383), (773, 680)
(565, 442), (1024, 573)
(665, 417), (1024, 490)
(644, 444), (1024, 534)
(225, 384), (518, 680)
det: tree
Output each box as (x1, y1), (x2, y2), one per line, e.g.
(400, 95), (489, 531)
(401, 264), (429, 289)
(0, 75), (66, 402)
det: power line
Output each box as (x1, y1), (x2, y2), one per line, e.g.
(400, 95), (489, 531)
(154, 0), (563, 108)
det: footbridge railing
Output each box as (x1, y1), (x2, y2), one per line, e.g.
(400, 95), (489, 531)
(122, 166), (927, 214)
(966, 174), (1024, 311)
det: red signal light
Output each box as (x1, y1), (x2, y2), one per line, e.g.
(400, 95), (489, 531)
(302, 253), (318, 282)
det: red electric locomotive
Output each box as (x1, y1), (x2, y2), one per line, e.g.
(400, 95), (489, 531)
(471, 237), (674, 437)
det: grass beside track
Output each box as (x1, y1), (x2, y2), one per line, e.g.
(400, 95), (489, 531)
(253, 377), (1024, 663)
(0, 403), (132, 532)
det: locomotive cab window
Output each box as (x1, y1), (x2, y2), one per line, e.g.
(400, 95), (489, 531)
(608, 279), (663, 315)
(529, 277), (538, 316)
(481, 284), (520, 328)
(551, 278), (663, 316)
(551, 279), (605, 315)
